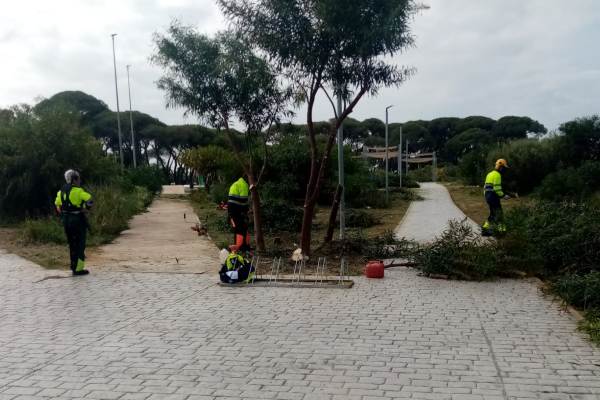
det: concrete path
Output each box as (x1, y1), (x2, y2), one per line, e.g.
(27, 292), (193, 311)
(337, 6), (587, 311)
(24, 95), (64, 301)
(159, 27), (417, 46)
(1, 256), (599, 400)
(395, 182), (481, 243)
(87, 198), (220, 274)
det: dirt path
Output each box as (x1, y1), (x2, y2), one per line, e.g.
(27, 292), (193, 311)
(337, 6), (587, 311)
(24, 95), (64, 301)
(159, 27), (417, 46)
(395, 182), (481, 243)
(87, 197), (220, 274)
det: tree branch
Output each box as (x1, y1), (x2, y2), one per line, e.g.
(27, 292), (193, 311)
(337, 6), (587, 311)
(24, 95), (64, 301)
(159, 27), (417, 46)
(319, 84), (338, 120)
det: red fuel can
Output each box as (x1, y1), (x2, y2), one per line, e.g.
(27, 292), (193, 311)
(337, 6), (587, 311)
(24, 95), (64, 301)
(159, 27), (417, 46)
(364, 260), (384, 279)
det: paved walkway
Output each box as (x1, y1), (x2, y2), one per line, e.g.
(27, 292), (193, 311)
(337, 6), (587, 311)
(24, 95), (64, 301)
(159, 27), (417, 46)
(1, 252), (600, 399)
(395, 182), (481, 243)
(87, 198), (219, 274)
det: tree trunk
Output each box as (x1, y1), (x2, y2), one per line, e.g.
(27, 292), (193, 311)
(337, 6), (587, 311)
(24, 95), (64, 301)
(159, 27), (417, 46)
(300, 199), (316, 256)
(324, 185), (343, 243)
(249, 186), (265, 252)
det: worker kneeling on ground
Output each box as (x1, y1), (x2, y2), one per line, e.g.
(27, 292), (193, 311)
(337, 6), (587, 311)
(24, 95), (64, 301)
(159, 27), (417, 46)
(55, 169), (94, 276)
(227, 175), (252, 252)
(482, 159), (514, 237)
(219, 251), (255, 284)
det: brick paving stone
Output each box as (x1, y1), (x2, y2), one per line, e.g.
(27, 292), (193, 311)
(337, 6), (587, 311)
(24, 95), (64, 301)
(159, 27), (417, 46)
(1, 250), (600, 400)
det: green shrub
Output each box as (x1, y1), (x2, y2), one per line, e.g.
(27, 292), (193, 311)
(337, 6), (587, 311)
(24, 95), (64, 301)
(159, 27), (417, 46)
(413, 220), (499, 280)
(536, 161), (600, 202)
(486, 138), (560, 194)
(261, 200), (303, 232)
(504, 202), (600, 275)
(209, 182), (229, 204)
(345, 209), (379, 228)
(407, 165), (435, 182)
(458, 149), (490, 186)
(125, 166), (165, 194)
(580, 309), (600, 345)
(552, 272), (600, 310)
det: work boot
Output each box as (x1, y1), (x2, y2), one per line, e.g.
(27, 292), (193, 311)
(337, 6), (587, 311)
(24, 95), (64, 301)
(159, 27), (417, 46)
(73, 259), (89, 276)
(73, 269), (90, 276)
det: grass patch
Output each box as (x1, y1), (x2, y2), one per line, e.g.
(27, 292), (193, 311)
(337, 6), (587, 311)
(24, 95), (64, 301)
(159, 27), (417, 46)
(443, 181), (528, 225)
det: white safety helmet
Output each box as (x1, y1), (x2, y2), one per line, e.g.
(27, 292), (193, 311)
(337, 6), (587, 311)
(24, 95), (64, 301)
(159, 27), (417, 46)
(64, 169), (80, 184)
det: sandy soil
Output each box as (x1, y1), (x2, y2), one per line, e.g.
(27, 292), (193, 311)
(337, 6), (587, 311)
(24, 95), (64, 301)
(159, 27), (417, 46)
(87, 198), (220, 274)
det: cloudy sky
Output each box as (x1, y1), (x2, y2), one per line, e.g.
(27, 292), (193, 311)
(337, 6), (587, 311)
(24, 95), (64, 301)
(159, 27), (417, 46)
(1, 0), (599, 131)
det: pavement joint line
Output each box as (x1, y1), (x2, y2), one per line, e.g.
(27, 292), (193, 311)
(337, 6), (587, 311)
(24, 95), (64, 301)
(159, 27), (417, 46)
(472, 294), (510, 400)
(0, 280), (218, 391)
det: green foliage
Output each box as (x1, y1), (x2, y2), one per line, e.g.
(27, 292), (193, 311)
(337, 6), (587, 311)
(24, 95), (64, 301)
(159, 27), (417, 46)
(209, 182), (230, 205)
(261, 201), (303, 232)
(552, 272), (600, 310)
(504, 202), (600, 276)
(444, 128), (494, 162)
(455, 116), (496, 133)
(181, 145), (240, 191)
(412, 220), (499, 280)
(493, 116), (546, 140)
(536, 161), (600, 201)
(362, 118), (386, 137)
(153, 23), (289, 133)
(558, 115), (600, 163)
(125, 166), (165, 194)
(457, 149), (490, 186)
(486, 139), (559, 194)
(345, 209), (379, 228)
(0, 104), (118, 217)
(407, 166), (435, 183)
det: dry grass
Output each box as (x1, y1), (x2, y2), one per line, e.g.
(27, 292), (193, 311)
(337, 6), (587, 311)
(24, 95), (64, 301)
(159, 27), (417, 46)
(0, 227), (70, 269)
(444, 181), (529, 224)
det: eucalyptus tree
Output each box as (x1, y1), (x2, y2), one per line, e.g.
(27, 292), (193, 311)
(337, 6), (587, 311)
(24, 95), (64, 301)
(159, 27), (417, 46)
(218, 0), (423, 254)
(152, 23), (291, 251)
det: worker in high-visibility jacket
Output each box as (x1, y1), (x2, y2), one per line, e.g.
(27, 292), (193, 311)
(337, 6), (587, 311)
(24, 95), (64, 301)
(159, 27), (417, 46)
(227, 176), (252, 252)
(482, 159), (511, 236)
(55, 170), (94, 275)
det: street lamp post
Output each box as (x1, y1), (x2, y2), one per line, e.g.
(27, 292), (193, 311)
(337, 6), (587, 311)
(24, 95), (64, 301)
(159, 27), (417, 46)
(111, 34), (124, 170)
(337, 91), (345, 240)
(385, 105), (394, 202)
(398, 127), (403, 188)
(126, 65), (137, 168)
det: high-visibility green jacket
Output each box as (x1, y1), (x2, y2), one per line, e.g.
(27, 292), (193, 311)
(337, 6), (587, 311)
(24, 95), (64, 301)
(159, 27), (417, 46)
(228, 178), (249, 209)
(55, 185), (92, 213)
(484, 170), (504, 197)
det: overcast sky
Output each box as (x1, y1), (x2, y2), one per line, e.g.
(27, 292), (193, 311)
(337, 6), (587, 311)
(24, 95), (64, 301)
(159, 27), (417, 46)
(1, 0), (599, 131)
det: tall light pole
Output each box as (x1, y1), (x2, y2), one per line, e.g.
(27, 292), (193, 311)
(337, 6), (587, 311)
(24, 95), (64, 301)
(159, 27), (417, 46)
(337, 90), (345, 240)
(385, 105), (394, 202)
(398, 127), (403, 188)
(126, 64), (137, 168)
(111, 33), (124, 170)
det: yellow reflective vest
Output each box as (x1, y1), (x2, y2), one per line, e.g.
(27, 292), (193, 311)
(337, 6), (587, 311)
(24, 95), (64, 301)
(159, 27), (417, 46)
(55, 185), (92, 213)
(484, 170), (504, 197)
(228, 178), (249, 208)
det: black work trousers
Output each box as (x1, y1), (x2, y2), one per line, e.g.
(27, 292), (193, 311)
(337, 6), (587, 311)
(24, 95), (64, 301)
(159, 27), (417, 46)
(485, 192), (503, 226)
(63, 214), (87, 271)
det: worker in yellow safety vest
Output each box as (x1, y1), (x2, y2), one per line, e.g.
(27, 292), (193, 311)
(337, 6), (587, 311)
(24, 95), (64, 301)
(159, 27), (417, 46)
(482, 159), (511, 236)
(55, 170), (94, 275)
(227, 176), (252, 252)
